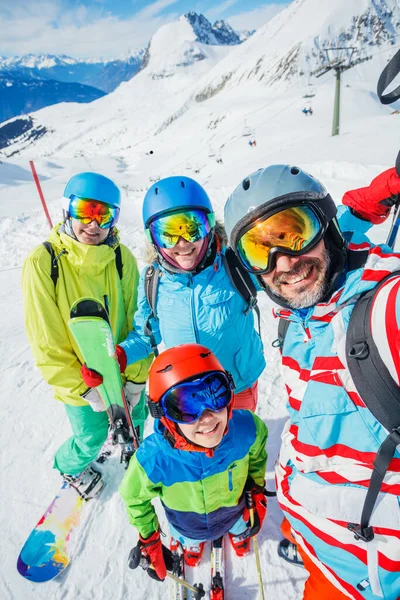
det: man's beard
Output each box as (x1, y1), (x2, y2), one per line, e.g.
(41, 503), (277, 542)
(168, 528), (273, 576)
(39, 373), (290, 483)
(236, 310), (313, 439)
(268, 250), (331, 309)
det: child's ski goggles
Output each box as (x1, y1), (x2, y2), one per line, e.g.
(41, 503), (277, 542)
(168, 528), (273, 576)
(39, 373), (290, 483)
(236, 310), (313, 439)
(146, 209), (215, 249)
(68, 195), (120, 229)
(148, 371), (234, 424)
(236, 204), (325, 274)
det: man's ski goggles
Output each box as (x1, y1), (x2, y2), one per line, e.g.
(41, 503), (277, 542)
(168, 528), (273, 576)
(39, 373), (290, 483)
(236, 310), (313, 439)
(68, 195), (120, 229)
(147, 209), (215, 249)
(236, 204), (324, 274)
(148, 371), (233, 424)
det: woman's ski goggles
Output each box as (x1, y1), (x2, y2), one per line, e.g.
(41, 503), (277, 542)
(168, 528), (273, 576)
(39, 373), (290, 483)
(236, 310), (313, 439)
(147, 209), (215, 249)
(68, 195), (120, 229)
(149, 371), (233, 424)
(236, 204), (324, 274)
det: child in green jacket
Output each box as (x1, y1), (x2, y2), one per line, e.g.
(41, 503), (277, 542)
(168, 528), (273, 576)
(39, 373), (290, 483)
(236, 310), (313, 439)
(119, 343), (268, 582)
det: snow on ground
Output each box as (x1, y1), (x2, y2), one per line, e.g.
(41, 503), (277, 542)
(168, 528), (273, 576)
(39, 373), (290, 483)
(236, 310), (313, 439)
(0, 50), (399, 600)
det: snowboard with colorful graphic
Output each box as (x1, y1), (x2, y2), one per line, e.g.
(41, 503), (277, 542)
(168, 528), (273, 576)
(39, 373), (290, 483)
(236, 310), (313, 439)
(17, 481), (89, 582)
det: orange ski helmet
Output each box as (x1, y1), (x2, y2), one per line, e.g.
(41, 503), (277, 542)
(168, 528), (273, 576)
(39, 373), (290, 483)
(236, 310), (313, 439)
(148, 343), (230, 403)
(147, 344), (235, 453)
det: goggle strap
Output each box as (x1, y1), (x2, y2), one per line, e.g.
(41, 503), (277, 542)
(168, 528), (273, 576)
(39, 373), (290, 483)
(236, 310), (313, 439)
(148, 399), (164, 419)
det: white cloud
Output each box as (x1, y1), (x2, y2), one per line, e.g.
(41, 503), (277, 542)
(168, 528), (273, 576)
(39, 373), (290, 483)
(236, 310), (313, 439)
(205, 0), (240, 22)
(0, 1), (181, 59)
(134, 0), (180, 20)
(228, 3), (287, 31)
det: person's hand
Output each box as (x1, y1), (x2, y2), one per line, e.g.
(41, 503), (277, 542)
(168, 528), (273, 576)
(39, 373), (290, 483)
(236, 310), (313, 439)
(116, 345), (127, 372)
(80, 346), (127, 388)
(243, 479), (267, 537)
(128, 531), (174, 581)
(124, 381), (146, 409)
(81, 363), (103, 387)
(342, 167), (400, 224)
(81, 388), (106, 412)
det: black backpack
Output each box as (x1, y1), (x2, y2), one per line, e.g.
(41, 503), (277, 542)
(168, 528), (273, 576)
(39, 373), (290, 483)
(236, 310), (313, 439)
(276, 270), (400, 544)
(43, 241), (123, 286)
(143, 247), (261, 357)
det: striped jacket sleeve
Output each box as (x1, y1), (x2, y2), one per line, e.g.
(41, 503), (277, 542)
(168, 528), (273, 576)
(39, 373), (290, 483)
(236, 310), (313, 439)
(370, 273), (400, 385)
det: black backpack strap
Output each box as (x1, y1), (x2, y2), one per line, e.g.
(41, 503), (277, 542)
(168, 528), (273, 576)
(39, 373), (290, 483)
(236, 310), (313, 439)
(223, 247), (261, 335)
(143, 265), (162, 357)
(346, 248), (370, 272)
(114, 245), (123, 280)
(272, 318), (291, 350)
(42, 241), (58, 286)
(346, 272), (400, 542)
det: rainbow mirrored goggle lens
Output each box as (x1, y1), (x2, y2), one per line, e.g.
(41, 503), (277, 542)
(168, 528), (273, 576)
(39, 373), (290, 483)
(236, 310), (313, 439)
(160, 371), (232, 424)
(148, 209), (215, 249)
(237, 205), (322, 273)
(68, 195), (120, 229)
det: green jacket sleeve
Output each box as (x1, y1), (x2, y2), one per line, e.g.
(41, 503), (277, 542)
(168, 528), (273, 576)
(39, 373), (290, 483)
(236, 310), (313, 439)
(119, 245), (153, 384)
(119, 453), (161, 538)
(21, 245), (87, 404)
(248, 414), (268, 486)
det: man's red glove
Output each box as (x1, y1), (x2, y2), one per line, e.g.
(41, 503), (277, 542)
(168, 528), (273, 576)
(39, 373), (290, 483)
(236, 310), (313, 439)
(80, 345), (127, 388)
(243, 479), (267, 537)
(342, 167), (400, 224)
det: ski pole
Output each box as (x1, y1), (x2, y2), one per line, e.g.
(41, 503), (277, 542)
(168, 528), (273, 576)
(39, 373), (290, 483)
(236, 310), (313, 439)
(245, 491), (266, 600)
(128, 545), (205, 599)
(386, 199), (400, 250)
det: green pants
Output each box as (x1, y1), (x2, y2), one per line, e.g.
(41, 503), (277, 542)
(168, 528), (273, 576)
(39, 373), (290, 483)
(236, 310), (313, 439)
(54, 391), (148, 475)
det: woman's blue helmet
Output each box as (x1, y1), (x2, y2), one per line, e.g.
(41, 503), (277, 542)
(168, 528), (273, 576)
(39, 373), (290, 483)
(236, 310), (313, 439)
(63, 172), (121, 209)
(142, 176), (213, 228)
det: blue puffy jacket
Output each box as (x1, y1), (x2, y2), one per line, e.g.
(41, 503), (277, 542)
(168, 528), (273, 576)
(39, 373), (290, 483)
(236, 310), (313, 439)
(120, 246), (266, 392)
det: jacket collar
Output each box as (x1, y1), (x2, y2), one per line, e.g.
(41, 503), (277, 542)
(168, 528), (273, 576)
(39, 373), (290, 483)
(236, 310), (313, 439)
(47, 222), (120, 274)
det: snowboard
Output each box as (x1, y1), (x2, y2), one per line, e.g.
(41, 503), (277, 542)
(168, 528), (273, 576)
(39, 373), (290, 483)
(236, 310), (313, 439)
(68, 297), (140, 465)
(17, 480), (94, 582)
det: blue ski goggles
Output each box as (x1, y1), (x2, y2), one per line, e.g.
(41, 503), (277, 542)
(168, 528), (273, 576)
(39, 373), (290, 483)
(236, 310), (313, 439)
(148, 371), (234, 424)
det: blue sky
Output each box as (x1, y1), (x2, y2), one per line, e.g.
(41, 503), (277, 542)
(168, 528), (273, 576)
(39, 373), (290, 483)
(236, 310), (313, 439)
(0, 0), (288, 59)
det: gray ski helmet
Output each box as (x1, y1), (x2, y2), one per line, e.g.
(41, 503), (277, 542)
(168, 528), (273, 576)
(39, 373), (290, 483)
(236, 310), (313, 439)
(224, 164), (347, 306)
(224, 164), (335, 249)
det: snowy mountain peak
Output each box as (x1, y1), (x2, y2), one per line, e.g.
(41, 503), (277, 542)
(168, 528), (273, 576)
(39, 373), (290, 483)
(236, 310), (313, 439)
(141, 12), (242, 78)
(183, 12), (241, 45)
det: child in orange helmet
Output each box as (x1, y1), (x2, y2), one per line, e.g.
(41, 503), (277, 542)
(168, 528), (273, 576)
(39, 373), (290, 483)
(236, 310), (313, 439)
(119, 343), (268, 583)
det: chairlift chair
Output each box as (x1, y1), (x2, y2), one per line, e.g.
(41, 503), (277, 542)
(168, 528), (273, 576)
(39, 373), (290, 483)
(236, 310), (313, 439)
(303, 84), (316, 98)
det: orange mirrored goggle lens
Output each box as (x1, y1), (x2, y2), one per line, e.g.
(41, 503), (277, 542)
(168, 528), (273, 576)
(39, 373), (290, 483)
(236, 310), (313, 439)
(69, 195), (119, 229)
(237, 205), (322, 273)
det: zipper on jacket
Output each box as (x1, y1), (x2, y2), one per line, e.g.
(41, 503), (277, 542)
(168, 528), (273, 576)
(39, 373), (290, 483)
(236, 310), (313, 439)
(103, 295), (109, 313)
(228, 464), (237, 491)
(187, 274), (199, 342)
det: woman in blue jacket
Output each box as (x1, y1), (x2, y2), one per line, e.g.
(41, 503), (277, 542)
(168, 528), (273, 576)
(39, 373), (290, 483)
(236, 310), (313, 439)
(120, 176), (266, 411)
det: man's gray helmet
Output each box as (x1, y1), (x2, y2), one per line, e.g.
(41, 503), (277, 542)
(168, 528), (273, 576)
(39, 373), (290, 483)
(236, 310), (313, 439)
(224, 164), (347, 307)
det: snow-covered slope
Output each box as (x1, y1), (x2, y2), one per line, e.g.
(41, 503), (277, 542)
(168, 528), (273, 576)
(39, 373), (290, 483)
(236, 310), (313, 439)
(0, 0), (398, 161)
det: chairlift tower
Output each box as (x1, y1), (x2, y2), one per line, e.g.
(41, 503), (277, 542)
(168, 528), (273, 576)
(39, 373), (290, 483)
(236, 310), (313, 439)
(311, 47), (371, 136)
